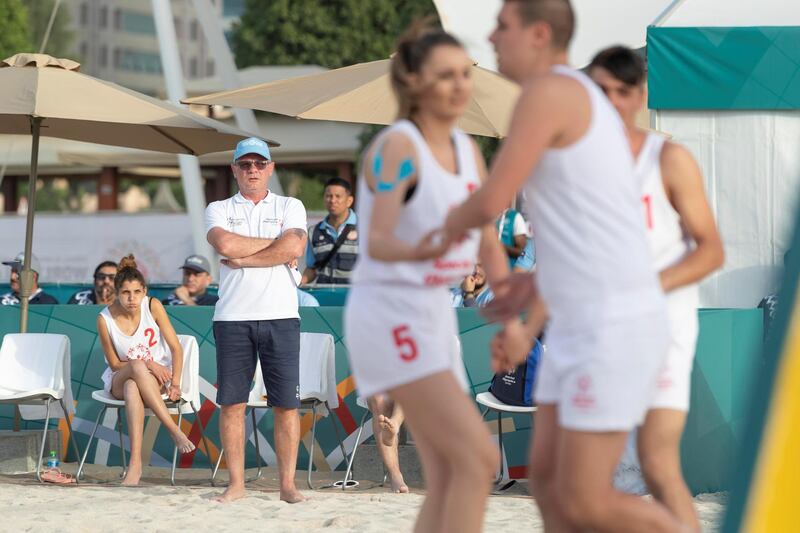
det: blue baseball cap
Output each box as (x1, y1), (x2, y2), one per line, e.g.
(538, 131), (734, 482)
(233, 137), (271, 162)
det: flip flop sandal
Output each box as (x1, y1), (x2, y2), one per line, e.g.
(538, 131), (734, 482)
(41, 468), (76, 485)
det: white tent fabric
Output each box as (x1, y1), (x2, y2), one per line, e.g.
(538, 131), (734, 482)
(662, 0), (800, 27)
(433, 0), (670, 69)
(657, 112), (800, 308)
(654, 0), (800, 307)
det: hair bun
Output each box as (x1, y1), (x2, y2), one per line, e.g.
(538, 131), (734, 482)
(117, 254), (138, 271)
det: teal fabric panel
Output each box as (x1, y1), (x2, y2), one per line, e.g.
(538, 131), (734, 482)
(648, 26), (800, 110)
(0, 306), (762, 493)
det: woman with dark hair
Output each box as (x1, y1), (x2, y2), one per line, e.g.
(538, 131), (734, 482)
(96, 254), (195, 486)
(344, 20), (513, 532)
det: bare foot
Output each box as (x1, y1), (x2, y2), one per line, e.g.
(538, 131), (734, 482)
(389, 473), (409, 494)
(121, 465), (142, 486)
(379, 414), (399, 447)
(213, 485), (247, 503)
(280, 487), (308, 504)
(171, 432), (196, 454)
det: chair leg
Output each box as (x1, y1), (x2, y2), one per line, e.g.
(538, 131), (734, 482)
(35, 399), (53, 483)
(307, 402), (318, 490)
(341, 409), (369, 491)
(116, 408), (127, 479)
(59, 398), (82, 484)
(170, 409), (184, 486)
(325, 401), (348, 471)
(251, 408), (264, 481)
(212, 446), (224, 484)
(496, 411), (504, 485)
(190, 401), (217, 487)
(77, 405), (107, 481)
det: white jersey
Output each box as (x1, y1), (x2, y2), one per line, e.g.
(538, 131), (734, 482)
(351, 120), (482, 287)
(99, 297), (171, 390)
(522, 66), (664, 329)
(636, 132), (699, 312)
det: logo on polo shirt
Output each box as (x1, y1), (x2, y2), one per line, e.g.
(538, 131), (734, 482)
(262, 218), (282, 224)
(227, 217), (244, 227)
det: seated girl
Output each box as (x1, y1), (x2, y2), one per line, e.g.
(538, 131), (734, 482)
(97, 255), (195, 485)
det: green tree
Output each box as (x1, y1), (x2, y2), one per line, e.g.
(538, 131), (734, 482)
(22, 0), (74, 58)
(0, 0), (32, 59)
(232, 0), (437, 69)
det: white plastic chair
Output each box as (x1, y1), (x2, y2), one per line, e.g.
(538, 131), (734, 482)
(211, 358), (271, 483)
(299, 332), (347, 489)
(0, 333), (81, 482)
(476, 390), (537, 491)
(76, 335), (215, 485)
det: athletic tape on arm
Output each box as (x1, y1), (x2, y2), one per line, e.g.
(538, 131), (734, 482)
(373, 143), (415, 193)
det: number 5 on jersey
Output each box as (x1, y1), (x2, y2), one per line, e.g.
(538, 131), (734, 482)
(392, 325), (418, 362)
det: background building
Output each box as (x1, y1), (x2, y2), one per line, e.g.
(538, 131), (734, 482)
(62, 0), (246, 95)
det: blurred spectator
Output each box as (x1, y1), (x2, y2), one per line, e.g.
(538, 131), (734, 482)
(301, 177), (358, 285)
(513, 238), (536, 272)
(68, 261), (118, 305)
(1, 252), (58, 305)
(451, 263), (493, 307)
(496, 207), (529, 268)
(297, 289), (320, 307)
(162, 255), (218, 306)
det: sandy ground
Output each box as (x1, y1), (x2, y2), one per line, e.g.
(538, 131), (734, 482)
(0, 465), (727, 532)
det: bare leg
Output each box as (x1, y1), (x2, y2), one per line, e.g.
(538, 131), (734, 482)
(407, 420), (451, 532)
(120, 380), (144, 486)
(556, 429), (685, 532)
(391, 371), (496, 533)
(638, 409), (699, 531)
(113, 361), (195, 454)
(215, 403), (247, 503)
(528, 404), (577, 532)
(273, 406), (306, 503)
(368, 395), (408, 493)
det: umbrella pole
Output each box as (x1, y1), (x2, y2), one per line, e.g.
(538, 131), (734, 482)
(19, 117), (42, 334)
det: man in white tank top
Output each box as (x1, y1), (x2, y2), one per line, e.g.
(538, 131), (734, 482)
(590, 46), (724, 531)
(443, 2), (685, 531)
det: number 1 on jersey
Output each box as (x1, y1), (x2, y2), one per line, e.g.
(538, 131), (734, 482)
(392, 325), (419, 362)
(642, 194), (654, 229)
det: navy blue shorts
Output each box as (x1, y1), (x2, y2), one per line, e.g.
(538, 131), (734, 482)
(213, 319), (300, 408)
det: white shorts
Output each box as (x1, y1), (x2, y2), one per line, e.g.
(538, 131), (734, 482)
(344, 284), (467, 399)
(648, 289), (699, 412)
(534, 311), (669, 432)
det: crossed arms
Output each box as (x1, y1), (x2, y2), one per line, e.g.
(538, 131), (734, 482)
(207, 227), (307, 268)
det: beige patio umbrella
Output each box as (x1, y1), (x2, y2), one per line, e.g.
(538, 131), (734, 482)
(185, 58), (520, 138)
(0, 53), (277, 332)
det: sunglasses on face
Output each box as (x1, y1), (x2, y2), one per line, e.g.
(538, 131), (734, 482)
(235, 160), (270, 170)
(95, 273), (116, 281)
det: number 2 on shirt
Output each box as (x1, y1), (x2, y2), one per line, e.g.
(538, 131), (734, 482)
(144, 328), (158, 348)
(392, 325), (418, 362)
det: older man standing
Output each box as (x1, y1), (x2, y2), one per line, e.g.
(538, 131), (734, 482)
(205, 137), (308, 503)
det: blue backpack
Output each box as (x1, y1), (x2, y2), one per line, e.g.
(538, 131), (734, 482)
(489, 339), (542, 407)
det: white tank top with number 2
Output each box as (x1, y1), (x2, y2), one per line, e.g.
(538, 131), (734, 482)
(99, 297), (171, 390)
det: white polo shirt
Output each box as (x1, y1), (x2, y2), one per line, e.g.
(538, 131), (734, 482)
(205, 191), (308, 322)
